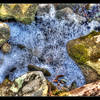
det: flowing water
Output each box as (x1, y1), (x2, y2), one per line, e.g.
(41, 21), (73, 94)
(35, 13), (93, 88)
(0, 4), (100, 87)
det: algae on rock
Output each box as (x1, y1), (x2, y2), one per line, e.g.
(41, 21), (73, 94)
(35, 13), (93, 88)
(67, 31), (100, 83)
(68, 44), (89, 64)
(0, 4), (38, 24)
(0, 71), (48, 96)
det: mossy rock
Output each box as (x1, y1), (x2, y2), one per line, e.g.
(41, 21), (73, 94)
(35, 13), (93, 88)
(67, 31), (100, 83)
(0, 71), (48, 96)
(67, 43), (89, 64)
(0, 4), (38, 24)
(0, 22), (10, 47)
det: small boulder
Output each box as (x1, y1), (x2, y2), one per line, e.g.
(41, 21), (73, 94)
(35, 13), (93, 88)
(0, 71), (48, 96)
(67, 31), (100, 83)
(56, 7), (86, 23)
(0, 22), (10, 47)
(0, 4), (38, 24)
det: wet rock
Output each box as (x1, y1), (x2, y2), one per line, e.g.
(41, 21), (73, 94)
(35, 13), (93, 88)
(54, 3), (89, 12)
(37, 4), (74, 17)
(0, 22), (10, 47)
(67, 31), (100, 83)
(1, 43), (11, 53)
(19, 71), (48, 96)
(0, 71), (48, 96)
(0, 4), (38, 24)
(56, 7), (73, 19)
(54, 3), (76, 11)
(56, 7), (86, 23)
(36, 4), (86, 24)
(28, 64), (51, 76)
(54, 4), (100, 23)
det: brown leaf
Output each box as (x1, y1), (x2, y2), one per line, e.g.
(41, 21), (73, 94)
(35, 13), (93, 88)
(55, 75), (64, 80)
(53, 80), (58, 83)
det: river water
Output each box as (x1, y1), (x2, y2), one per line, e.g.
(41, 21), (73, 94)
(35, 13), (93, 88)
(0, 4), (100, 87)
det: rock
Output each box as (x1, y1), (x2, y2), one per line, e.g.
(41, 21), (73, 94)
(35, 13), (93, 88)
(28, 64), (51, 76)
(37, 4), (73, 17)
(0, 22), (10, 47)
(67, 31), (100, 83)
(58, 80), (100, 96)
(1, 43), (11, 53)
(20, 71), (48, 96)
(0, 4), (38, 24)
(56, 7), (86, 23)
(54, 3), (76, 11)
(36, 4), (86, 24)
(54, 3), (88, 11)
(55, 7), (73, 19)
(79, 65), (100, 83)
(0, 71), (48, 96)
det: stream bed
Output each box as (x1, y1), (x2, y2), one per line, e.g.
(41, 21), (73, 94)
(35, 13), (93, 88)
(0, 4), (100, 87)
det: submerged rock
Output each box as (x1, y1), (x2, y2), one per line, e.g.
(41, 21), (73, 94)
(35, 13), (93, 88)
(0, 22), (10, 47)
(0, 71), (48, 96)
(28, 64), (51, 76)
(0, 4), (38, 24)
(67, 31), (100, 83)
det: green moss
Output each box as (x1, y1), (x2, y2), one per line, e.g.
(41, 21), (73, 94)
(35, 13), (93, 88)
(15, 17), (33, 24)
(69, 44), (89, 64)
(80, 31), (100, 40)
(0, 4), (38, 24)
(10, 74), (27, 93)
(88, 31), (100, 38)
(52, 89), (63, 95)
